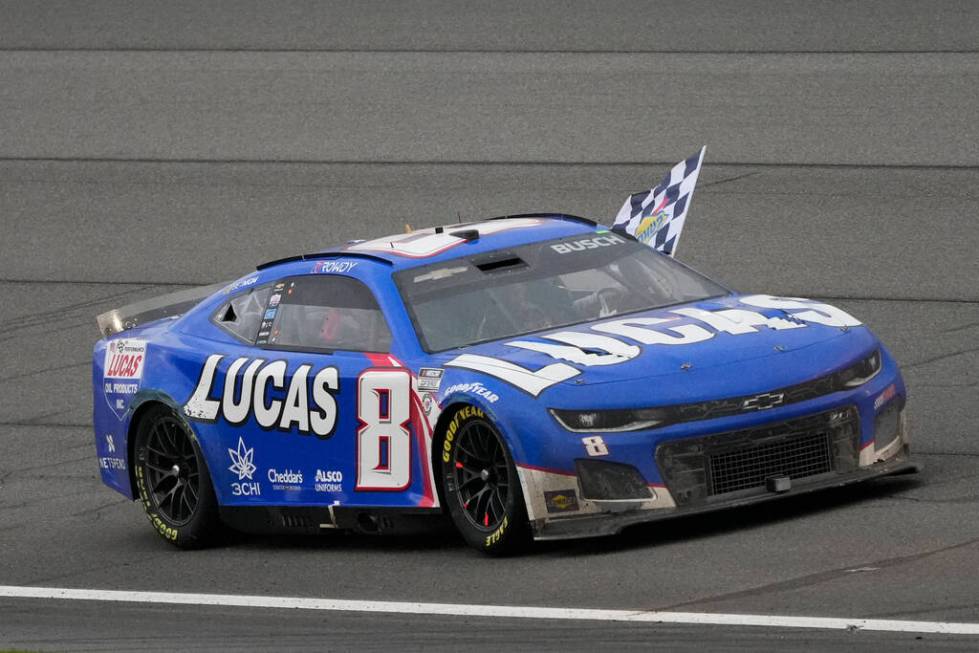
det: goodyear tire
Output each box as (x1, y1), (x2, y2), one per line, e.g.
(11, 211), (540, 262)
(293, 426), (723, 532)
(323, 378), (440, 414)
(133, 405), (222, 549)
(438, 406), (530, 555)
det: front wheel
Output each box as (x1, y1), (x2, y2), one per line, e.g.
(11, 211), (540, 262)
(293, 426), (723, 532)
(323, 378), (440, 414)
(133, 405), (223, 548)
(438, 407), (530, 555)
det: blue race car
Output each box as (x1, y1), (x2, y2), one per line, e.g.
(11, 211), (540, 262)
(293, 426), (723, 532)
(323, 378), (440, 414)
(92, 213), (917, 554)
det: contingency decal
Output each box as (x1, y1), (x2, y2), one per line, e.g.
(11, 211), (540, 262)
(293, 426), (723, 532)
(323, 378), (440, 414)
(98, 434), (127, 471)
(446, 296), (862, 395)
(544, 489), (580, 514)
(183, 355), (340, 438)
(312, 260), (359, 274)
(549, 233), (627, 254)
(103, 338), (147, 419)
(416, 368), (444, 391)
(348, 218), (542, 258)
(874, 384), (898, 412)
(228, 436), (260, 497)
(222, 274), (259, 295)
(256, 281), (286, 346)
(440, 381), (499, 403)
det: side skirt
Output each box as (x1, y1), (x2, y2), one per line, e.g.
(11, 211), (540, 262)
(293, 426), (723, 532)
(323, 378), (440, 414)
(218, 505), (446, 537)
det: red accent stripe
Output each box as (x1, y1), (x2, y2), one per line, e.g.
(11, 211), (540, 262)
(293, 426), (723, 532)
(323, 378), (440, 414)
(364, 352), (392, 367)
(409, 391), (435, 508)
(362, 353), (436, 508)
(517, 463), (577, 477)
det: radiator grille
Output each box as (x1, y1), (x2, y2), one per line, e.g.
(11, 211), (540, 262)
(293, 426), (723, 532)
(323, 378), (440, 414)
(708, 432), (832, 495)
(656, 407), (860, 506)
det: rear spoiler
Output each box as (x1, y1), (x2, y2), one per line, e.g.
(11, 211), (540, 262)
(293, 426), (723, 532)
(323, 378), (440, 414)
(96, 282), (227, 338)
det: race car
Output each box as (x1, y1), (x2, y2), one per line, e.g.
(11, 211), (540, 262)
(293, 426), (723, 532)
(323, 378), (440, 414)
(92, 156), (917, 554)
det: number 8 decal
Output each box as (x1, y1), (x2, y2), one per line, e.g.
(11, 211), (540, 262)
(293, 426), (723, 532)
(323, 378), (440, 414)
(356, 369), (412, 491)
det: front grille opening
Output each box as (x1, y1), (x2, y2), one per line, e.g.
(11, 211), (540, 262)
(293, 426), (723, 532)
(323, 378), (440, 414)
(575, 459), (652, 501)
(707, 432), (832, 495)
(656, 407), (859, 505)
(874, 400), (903, 452)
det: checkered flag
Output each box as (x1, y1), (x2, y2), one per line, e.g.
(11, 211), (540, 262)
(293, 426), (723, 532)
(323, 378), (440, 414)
(612, 146), (706, 257)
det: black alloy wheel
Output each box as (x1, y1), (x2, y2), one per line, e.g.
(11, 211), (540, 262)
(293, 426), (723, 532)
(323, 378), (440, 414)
(134, 405), (222, 548)
(439, 407), (529, 554)
(143, 413), (201, 526)
(453, 419), (511, 530)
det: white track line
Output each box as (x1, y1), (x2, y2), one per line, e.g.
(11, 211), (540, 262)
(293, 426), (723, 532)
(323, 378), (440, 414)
(0, 585), (976, 636)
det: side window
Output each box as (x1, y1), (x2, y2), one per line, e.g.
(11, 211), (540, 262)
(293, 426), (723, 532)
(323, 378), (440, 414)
(213, 285), (272, 343)
(260, 276), (393, 353)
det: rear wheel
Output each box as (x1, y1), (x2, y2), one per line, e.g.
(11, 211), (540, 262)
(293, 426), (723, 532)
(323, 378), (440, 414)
(438, 408), (530, 555)
(133, 405), (222, 548)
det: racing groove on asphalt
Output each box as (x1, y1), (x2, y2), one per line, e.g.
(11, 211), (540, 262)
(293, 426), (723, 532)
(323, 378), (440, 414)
(1, 2), (978, 650)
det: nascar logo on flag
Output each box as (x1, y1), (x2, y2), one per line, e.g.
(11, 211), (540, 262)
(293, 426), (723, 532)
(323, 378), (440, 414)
(612, 146), (706, 257)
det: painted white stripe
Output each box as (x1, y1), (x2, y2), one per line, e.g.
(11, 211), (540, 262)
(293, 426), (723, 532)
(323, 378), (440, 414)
(0, 585), (976, 636)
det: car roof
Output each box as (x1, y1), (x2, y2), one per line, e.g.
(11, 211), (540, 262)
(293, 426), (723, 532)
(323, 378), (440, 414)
(255, 213), (604, 272)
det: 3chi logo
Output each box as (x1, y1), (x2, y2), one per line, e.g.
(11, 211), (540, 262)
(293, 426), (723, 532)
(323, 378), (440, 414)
(228, 437), (260, 496)
(741, 392), (785, 411)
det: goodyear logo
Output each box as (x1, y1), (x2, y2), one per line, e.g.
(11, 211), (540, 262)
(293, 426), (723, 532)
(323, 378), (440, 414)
(442, 406), (485, 463)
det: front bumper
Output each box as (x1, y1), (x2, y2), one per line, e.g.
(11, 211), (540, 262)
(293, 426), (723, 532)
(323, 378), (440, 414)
(532, 453), (919, 540)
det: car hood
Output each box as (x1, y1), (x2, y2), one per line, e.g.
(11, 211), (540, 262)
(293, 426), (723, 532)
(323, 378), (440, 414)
(435, 294), (879, 407)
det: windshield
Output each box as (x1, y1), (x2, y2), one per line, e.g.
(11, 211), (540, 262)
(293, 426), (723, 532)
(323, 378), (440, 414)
(395, 231), (728, 352)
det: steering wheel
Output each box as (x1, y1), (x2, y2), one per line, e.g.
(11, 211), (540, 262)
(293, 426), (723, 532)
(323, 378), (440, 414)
(595, 287), (626, 317)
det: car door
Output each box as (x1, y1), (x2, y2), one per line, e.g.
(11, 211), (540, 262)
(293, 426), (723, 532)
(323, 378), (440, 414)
(205, 272), (431, 511)
(187, 271), (434, 509)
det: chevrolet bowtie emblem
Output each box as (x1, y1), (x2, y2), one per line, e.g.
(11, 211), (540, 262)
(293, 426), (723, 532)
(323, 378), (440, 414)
(742, 392), (786, 410)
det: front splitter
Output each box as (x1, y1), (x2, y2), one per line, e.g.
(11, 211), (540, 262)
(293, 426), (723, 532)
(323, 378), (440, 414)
(534, 457), (921, 541)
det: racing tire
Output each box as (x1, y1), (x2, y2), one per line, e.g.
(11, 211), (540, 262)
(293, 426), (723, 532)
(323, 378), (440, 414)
(133, 405), (223, 549)
(438, 407), (530, 555)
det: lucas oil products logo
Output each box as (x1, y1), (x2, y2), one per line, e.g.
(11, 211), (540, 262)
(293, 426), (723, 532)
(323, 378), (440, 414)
(104, 339), (147, 379)
(103, 339), (147, 419)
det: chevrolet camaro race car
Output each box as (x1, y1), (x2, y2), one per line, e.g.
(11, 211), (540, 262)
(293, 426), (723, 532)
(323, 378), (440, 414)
(92, 154), (918, 554)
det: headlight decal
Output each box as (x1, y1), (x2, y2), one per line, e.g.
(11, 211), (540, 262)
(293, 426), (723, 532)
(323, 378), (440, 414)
(838, 349), (882, 388)
(550, 407), (666, 433)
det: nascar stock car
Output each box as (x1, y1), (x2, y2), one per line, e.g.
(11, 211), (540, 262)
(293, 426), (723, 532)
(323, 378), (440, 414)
(93, 152), (917, 554)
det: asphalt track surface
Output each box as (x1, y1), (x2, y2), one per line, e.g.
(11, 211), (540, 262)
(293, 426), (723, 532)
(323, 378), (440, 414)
(1, 2), (978, 651)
